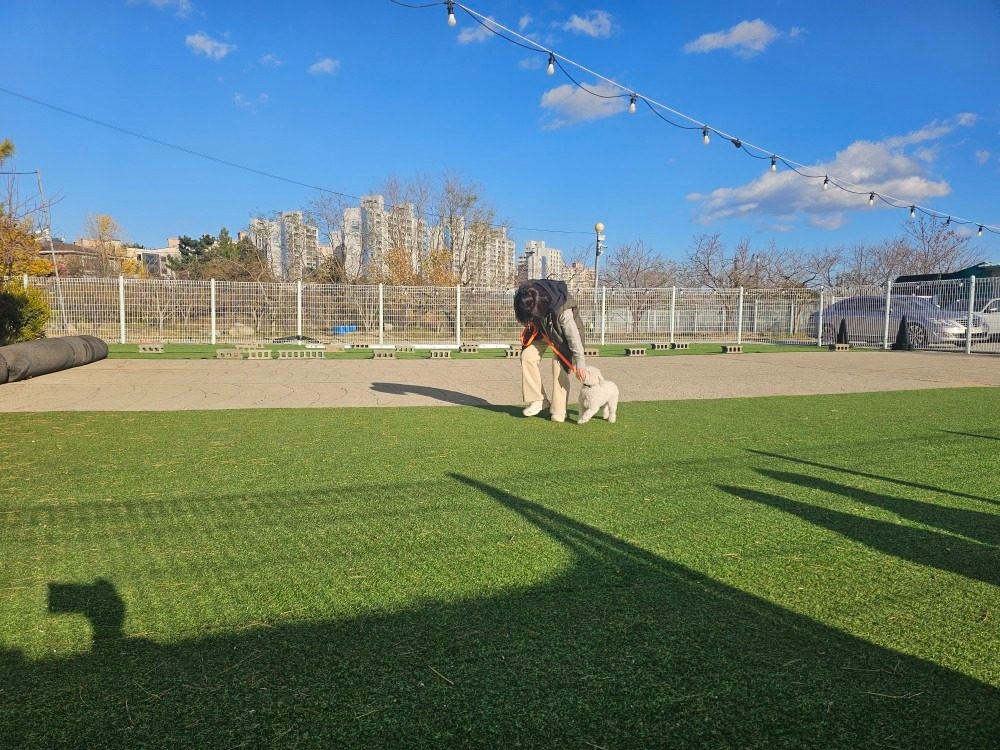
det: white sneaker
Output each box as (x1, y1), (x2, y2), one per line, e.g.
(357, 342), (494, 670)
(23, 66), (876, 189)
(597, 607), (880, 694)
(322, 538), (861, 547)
(550, 413), (566, 423)
(522, 400), (548, 417)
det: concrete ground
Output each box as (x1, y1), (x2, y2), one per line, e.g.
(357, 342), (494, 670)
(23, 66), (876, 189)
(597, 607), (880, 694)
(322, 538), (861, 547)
(0, 350), (996, 412)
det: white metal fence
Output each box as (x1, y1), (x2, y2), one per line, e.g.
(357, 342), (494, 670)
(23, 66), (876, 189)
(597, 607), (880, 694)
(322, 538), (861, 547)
(24, 275), (1000, 354)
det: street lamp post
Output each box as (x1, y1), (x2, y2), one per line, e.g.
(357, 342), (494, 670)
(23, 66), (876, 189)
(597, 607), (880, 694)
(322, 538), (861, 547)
(593, 221), (605, 333)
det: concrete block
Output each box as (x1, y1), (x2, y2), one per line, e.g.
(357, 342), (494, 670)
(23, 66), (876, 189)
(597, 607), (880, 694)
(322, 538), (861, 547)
(625, 347), (647, 357)
(373, 349), (396, 359)
(429, 349), (452, 359)
(650, 343), (671, 351)
(828, 343), (850, 352)
(216, 349), (242, 359)
(277, 349), (325, 359)
(138, 343), (164, 354)
(396, 345), (415, 353)
(505, 348), (521, 358)
(584, 348), (600, 357)
(722, 345), (743, 354)
(669, 342), (689, 350)
(246, 349), (273, 359)
(459, 344), (479, 353)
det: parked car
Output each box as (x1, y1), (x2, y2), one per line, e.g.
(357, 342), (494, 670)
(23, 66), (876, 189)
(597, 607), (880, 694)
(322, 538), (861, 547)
(807, 295), (989, 347)
(942, 297), (1000, 341)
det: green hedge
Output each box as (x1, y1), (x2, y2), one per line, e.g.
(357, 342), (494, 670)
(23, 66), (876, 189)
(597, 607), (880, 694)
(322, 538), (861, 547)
(0, 284), (50, 346)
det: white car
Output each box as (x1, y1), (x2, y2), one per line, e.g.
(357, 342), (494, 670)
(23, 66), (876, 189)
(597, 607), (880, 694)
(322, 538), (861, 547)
(945, 297), (1000, 341)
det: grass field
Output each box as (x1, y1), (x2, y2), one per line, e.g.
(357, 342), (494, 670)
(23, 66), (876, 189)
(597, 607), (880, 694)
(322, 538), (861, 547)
(1, 389), (997, 748)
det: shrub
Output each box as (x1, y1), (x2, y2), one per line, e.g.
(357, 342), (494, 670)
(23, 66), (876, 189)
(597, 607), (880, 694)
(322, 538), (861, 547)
(0, 284), (50, 345)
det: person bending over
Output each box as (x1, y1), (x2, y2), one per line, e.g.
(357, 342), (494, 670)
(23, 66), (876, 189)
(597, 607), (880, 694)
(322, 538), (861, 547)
(513, 279), (588, 423)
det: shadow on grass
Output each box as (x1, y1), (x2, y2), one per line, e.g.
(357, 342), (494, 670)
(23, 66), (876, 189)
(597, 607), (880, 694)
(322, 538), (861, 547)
(2, 476), (997, 748)
(937, 429), (1000, 442)
(748, 449), (999, 506)
(758, 469), (1000, 548)
(723, 484), (999, 588)
(370, 382), (524, 416)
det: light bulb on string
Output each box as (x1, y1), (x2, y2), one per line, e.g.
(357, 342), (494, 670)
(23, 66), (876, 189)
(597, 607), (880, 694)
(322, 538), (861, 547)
(628, 94), (637, 114)
(702, 127), (710, 145)
(770, 156), (777, 172)
(978, 225), (984, 237)
(909, 205), (916, 220)
(945, 216), (951, 226)
(546, 53), (555, 76)
(822, 176), (830, 191)
(446, 0), (456, 26)
(869, 192), (875, 206)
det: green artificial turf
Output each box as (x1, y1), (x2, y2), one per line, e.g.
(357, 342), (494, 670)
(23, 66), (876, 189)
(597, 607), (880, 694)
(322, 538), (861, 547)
(1, 389), (997, 748)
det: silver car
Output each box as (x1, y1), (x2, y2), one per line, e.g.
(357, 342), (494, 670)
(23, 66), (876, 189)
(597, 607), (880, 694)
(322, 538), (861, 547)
(808, 295), (989, 347)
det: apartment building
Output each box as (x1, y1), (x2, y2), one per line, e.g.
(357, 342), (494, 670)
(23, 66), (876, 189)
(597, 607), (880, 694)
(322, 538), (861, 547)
(249, 211), (322, 280)
(519, 240), (564, 283)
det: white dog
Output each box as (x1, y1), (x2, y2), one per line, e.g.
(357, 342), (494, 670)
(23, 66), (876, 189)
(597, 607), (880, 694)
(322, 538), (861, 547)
(577, 366), (619, 424)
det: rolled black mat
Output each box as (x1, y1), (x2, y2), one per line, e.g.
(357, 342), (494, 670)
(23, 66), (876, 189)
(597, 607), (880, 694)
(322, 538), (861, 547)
(0, 335), (109, 383)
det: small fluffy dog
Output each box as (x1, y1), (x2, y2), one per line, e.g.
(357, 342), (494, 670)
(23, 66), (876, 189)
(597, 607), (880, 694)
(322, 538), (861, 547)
(577, 366), (619, 424)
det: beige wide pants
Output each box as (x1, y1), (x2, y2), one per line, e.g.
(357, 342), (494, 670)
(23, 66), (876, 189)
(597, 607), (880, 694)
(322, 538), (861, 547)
(521, 341), (570, 418)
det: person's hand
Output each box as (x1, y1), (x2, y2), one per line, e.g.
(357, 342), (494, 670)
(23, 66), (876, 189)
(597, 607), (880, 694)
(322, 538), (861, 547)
(576, 366), (588, 382)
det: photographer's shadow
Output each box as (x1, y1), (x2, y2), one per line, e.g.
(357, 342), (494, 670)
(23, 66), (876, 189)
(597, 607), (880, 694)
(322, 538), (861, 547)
(47, 578), (128, 649)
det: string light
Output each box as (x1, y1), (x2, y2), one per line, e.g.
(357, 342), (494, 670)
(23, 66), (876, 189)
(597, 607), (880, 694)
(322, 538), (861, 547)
(910, 205), (916, 219)
(945, 216), (951, 225)
(406, 1), (1000, 237)
(446, 0), (456, 26)
(979, 225), (984, 237)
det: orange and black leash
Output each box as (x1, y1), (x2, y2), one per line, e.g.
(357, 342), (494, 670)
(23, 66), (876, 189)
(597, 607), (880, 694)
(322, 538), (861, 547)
(520, 322), (586, 381)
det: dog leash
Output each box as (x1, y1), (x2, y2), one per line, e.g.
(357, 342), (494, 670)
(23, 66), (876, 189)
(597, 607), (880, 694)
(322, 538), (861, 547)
(520, 322), (586, 381)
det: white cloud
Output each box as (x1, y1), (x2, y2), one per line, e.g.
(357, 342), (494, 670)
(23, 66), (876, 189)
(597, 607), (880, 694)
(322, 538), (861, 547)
(519, 56), (544, 71)
(234, 92), (269, 108)
(130, 0), (193, 17)
(308, 57), (340, 75)
(259, 53), (283, 67)
(687, 118), (973, 227)
(185, 32), (236, 61)
(458, 17), (498, 44)
(560, 10), (613, 38)
(518, 15), (532, 31)
(975, 150), (991, 164)
(540, 81), (627, 129)
(683, 19), (781, 57)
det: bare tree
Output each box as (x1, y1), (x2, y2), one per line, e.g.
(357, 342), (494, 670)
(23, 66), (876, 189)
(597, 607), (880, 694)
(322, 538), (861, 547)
(603, 239), (676, 332)
(435, 172), (499, 286)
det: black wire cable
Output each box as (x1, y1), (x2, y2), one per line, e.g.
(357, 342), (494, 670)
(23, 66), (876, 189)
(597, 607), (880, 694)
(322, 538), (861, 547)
(554, 58), (628, 100)
(0, 86), (593, 237)
(463, 9), (539, 51)
(387, 0), (443, 8)
(640, 98), (700, 131)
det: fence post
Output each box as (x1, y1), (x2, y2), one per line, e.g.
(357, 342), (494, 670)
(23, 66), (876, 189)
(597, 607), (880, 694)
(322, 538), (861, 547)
(817, 290), (825, 347)
(455, 284), (461, 347)
(669, 286), (676, 344)
(882, 282), (893, 349)
(736, 287), (744, 345)
(296, 280), (303, 339)
(378, 283), (384, 346)
(22, 273), (28, 290)
(600, 286), (607, 345)
(210, 279), (217, 345)
(118, 275), (126, 344)
(966, 276), (976, 354)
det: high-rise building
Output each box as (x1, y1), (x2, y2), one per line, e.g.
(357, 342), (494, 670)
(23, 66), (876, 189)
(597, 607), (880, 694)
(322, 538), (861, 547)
(520, 240), (564, 282)
(249, 211), (321, 280)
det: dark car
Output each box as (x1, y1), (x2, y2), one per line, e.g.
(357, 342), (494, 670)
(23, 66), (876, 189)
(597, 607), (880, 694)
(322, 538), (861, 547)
(807, 295), (988, 347)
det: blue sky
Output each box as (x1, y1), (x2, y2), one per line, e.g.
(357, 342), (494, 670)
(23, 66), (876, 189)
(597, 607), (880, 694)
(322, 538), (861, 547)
(2, 0), (999, 262)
